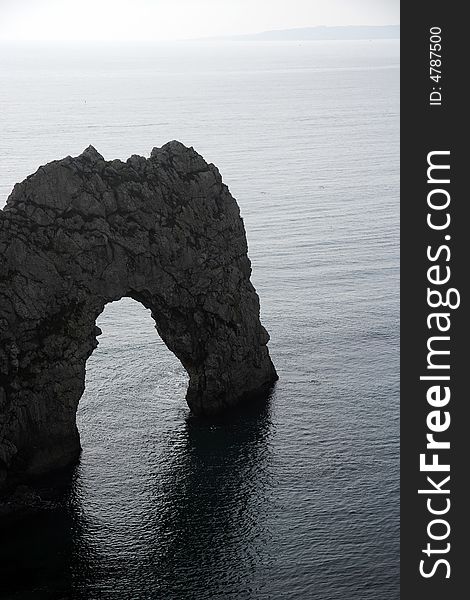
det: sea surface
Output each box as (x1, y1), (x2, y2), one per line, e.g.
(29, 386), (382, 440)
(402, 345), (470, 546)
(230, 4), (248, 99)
(0, 40), (399, 599)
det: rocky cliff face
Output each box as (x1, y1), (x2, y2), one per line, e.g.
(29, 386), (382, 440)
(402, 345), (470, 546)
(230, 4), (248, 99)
(0, 142), (277, 489)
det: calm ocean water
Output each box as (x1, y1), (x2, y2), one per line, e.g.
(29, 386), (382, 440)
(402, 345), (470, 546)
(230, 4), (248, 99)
(0, 40), (399, 599)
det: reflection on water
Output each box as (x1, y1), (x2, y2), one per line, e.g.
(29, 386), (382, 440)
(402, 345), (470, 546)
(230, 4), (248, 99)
(1, 399), (274, 600)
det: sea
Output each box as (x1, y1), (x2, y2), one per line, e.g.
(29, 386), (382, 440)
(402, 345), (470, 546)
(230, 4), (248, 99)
(0, 39), (399, 599)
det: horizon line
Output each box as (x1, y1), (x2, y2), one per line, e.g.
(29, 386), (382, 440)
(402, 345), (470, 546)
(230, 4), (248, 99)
(0, 24), (400, 44)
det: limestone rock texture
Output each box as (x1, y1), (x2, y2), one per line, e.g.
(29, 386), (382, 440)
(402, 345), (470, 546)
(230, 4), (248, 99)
(0, 142), (277, 489)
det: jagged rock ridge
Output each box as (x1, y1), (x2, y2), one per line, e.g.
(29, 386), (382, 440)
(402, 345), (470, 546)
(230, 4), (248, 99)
(0, 142), (277, 489)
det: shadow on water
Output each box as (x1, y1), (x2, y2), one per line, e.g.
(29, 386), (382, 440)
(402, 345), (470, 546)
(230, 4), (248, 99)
(141, 400), (275, 600)
(0, 395), (276, 600)
(0, 468), (99, 600)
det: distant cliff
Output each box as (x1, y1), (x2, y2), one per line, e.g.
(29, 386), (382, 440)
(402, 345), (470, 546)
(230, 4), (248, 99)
(0, 142), (277, 489)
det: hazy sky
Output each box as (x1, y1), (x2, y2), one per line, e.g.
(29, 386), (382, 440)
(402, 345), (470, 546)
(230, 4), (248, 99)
(0, 0), (399, 42)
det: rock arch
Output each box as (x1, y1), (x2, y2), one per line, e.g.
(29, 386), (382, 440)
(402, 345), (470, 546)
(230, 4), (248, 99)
(0, 142), (277, 487)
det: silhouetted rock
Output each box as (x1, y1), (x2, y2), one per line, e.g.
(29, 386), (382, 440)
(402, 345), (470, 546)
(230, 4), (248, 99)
(0, 142), (277, 489)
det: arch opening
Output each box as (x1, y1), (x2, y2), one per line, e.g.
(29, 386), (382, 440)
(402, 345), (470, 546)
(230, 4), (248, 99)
(81, 296), (189, 424)
(77, 297), (188, 486)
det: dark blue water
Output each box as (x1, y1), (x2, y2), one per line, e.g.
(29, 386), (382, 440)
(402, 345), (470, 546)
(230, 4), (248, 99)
(0, 40), (399, 599)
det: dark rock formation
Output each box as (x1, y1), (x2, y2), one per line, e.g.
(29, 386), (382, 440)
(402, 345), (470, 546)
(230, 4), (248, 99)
(0, 142), (277, 489)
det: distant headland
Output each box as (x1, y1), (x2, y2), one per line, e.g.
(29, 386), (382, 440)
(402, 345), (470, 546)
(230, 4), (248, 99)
(201, 25), (400, 42)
